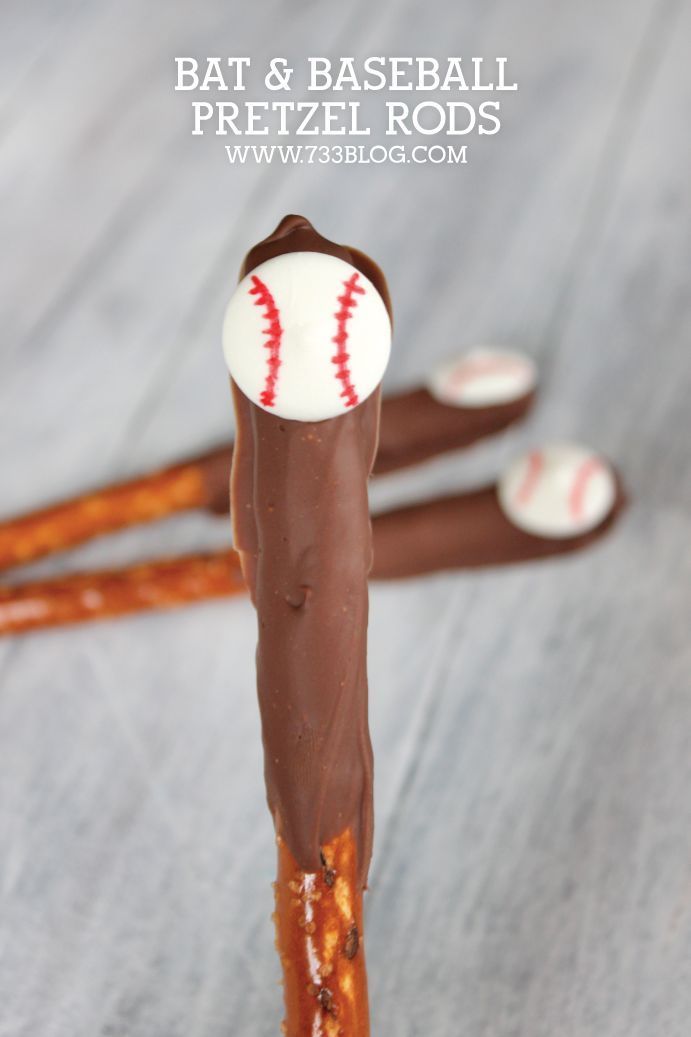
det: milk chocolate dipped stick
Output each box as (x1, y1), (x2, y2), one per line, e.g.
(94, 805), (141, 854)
(375, 346), (535, 473)
(0, 352), (534, 573)
(0, 445), (622, 637)
(225, 215), (391, 1036)
(373, 443), (624, 578)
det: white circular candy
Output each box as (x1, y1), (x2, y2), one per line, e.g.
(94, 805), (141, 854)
(222, 251), (391, 422)
(427, 347), (537, 408)
(498, 443), (616, 539)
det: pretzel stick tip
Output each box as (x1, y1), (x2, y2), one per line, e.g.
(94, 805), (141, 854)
(0, 445), (233, 574)
(274, 829), (369, 1037)
(0, 549), (245, 636)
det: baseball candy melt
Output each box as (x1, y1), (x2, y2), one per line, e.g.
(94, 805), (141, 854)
(428, 347), (537, 408)
(223, 251), (391, 421)
(498, 443), (617, 539)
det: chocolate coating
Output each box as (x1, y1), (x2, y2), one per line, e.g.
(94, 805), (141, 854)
(373, 387), (534, 474)
(198, 383), (534, 511)
(370, 480), (625, 579)
(231, 216), (390, 886)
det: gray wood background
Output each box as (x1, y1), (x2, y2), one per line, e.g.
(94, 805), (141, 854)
(1, 1), (690, 1034)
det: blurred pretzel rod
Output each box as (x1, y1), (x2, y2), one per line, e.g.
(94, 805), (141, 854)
(0, 369), (549, 638)
(0, 479), (624, 637)
(0, 383), (533, 573)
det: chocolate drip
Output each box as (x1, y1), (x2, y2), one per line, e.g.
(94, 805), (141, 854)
(230, 216), (390, 886)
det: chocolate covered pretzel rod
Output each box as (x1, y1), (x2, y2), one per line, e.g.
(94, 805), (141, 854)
(0, 444), (624, 637)
(0, 351), (534, 573)
(375, 346), (535, 473)
(373, 452), (625, 578)
(226, 215), (392, 1036)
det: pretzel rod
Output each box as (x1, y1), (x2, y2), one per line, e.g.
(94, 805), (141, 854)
(0, 369), (533, 574)
(0, 549), (244, 635)
(0, 446), (232, 573)
(274, 830), (369, 1036)
(225, 215), (395, 1035)
(0, 471), (624, 638)
(371, 478), (626, 579)
(373, 383), (534, 474)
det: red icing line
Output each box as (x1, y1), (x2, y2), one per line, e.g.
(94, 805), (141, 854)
(515, 450), (544, 505)
(569, 457), (603, 519)
(249, 275), (283, 408)
(448, 356), (528, 389)
(332, 272), (365, 408)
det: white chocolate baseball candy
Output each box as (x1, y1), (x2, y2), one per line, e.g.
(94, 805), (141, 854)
(427, 347), (537, 408)
(223, 251), (391, 422)
(498, 443), (617, 539)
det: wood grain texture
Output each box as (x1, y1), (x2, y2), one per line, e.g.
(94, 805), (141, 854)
(1, 0), (690, 1034)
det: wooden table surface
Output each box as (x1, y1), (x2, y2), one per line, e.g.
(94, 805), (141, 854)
(1, 1), (690, 1034)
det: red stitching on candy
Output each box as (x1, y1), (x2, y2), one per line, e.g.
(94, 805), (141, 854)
(515, 450), (543, 505)
(447, 356), (528, 390)
(569, 457), (603, 519)
(331, 272), (365, 408)
(249, 275), (282, 408)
